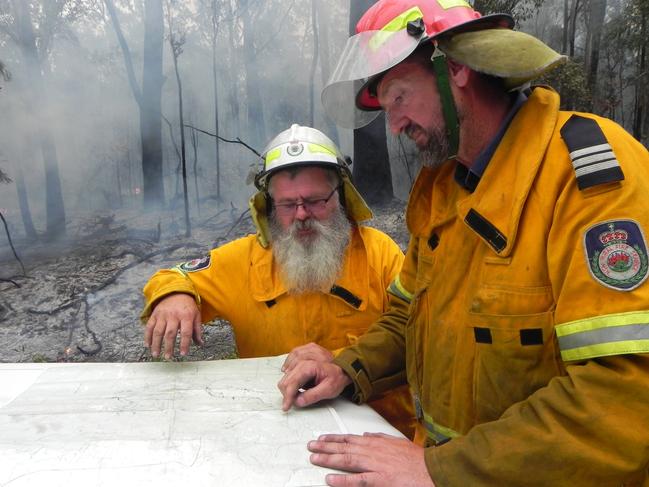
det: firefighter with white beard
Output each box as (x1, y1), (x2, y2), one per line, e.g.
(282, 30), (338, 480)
(141, 124), (417, 439)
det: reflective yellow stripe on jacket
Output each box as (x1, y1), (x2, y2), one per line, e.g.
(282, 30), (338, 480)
(387, 276), (413, 303)
(557, 310), (649, 362)
(422, 412), (461, 445)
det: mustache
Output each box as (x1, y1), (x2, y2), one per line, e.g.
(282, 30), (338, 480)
(405, 123), (423, 140)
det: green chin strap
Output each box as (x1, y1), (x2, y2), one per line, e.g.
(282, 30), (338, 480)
(430, 46), (460, 159)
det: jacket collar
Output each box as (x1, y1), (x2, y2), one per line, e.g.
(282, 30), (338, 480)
(407, 87), (560, 257)
(249, 226), (370, 310)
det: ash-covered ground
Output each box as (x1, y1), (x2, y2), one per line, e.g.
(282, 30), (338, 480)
(0, 200), (407, 363)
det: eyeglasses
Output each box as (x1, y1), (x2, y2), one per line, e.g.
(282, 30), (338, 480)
(272, 186), (340, 216)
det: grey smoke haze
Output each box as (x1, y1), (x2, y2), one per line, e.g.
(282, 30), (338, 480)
(0, 0), (354, 237)
(1, 0), (623, 241)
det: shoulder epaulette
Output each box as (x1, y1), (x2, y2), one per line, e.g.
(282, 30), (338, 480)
(560, 114), (624, 190)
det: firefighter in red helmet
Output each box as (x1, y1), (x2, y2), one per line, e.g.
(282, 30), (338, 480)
(279, 0), (649, 486)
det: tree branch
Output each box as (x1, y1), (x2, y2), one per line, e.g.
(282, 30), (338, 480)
(183, 124), (261, 157)
(104, 0), (143, 106)
(0, 210), (26, 276)
(26, 242), (202, 316)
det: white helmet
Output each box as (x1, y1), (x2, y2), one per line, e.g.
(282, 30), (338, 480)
(249, 124), (373, 247)
(254, 124), (351, 190)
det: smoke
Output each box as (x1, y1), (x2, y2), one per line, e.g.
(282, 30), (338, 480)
(0, 0), (355, 240)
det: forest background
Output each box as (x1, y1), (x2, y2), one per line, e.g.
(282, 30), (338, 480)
(0, 0), (647, 362)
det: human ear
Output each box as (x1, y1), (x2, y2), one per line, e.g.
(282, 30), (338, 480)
(446, 59), (470, 88)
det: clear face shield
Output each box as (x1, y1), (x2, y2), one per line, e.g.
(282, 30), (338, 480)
(321, 29), (424, 129)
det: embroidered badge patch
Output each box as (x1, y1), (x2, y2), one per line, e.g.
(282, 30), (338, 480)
(584, 220), (649, 291)
(178, 255), (211, 273)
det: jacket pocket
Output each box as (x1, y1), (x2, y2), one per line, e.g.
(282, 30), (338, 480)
(468, 308), (560, 424)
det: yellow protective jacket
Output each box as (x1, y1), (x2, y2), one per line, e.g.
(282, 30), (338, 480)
(335, 87), (649, 485)
(142, 225), (417, 438)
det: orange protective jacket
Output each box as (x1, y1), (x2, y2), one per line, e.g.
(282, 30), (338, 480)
(335, 87), (649, 485)
(142, 225), (418, 438)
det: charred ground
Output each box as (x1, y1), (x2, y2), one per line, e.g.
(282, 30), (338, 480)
(0, 200), (407, 363)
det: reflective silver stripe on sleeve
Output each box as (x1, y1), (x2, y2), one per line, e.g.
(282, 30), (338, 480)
(556, 311), (649, 361)
(387, 276), (413, 303)
(558, 323), (649, 351)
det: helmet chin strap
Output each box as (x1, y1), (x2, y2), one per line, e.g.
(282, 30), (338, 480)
(430, 46), (460, 159)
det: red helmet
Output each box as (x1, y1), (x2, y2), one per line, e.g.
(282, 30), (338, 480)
(322, 0), (513, 128)
(357, 0), (511, 40)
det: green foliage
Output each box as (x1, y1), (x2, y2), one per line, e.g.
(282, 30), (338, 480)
(539, 58), (592, 112)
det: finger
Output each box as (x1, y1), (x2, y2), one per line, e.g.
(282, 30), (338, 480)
(362, 432), (396, 439)
(282, 345), (311, 372)
(308, 434), (363, 452)
(325, 472), (377, 487)
(150, 318), (168, 358)
(178, 316), (194, 357)
(191, 311), (203, 346)
(280, 378), (300, 412)
(278, 367), (316, 411)
(144, 316), (156, 349)
(163, 322), (179, 360)
(309, 450), (371, 474)
(293, 382), (332, 408)
(281, 352), (294, 373)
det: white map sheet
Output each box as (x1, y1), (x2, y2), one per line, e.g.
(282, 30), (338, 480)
(0, 356), (402, 487)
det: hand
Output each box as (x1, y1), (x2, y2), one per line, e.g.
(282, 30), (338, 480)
(282, 343), (334, 372)
(277, 359), (351, 411)
(309, 432), (435, 487)
(144, 293), (203, 359)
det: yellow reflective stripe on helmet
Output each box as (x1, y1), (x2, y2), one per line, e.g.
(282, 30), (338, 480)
(264, 148), (281, 168)
(369, 6), (424, 51)
(422, 412), (461, 444)
(556, 310), (649, 362)
(380, 6), (424, 32)
(306, 143), (337, 157)
(387, 276), (413, 303)
(438, 0), (473, 10)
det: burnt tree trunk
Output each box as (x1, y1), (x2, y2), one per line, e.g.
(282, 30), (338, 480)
(308, 0), (319, 127)
(141, 0), (165, 208)
(585, 0), (607, 111)
(633, 8), (647, 141)
(105, 0), (165, 208)
(14, 0), (66, 238)
(210, 1), (221, 200)
(169, 30), (191, 238)
(316, 0), (340, 144)
(14, 159), (37, 240)
(241, 0), (266, 150)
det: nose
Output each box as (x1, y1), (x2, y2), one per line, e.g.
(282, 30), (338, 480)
(294, 203), (311, 220)
(386, 110), (408, 136)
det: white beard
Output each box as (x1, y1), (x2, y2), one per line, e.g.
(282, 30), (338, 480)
(270, 206), (352, 295)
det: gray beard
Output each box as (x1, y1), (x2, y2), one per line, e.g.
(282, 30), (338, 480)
(269, 207), (352, 295)
(417, 125), (450, 169)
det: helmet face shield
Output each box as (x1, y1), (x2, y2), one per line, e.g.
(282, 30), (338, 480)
(322, 29), (423, 129)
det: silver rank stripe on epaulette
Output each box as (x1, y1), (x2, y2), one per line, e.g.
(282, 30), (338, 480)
(560, 114), (625, 190)
(570, 143), (619, 180)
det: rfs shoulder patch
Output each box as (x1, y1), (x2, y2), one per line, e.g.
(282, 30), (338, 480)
(178, 255), (211, 273)
(583, 219), (649, 291)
